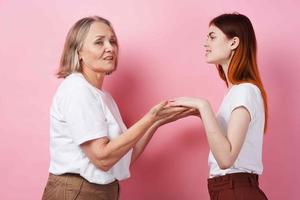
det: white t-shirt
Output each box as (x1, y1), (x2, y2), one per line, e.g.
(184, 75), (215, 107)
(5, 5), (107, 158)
(208, 83), (265, 177)
(49, 73), (132, 184)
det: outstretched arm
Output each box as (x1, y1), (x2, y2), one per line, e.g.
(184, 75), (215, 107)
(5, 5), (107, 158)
(130, 108), (197, 164)
(169, 98), (250, 169)
(80, 102), (188, 171)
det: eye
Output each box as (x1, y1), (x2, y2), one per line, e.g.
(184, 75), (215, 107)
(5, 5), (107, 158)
(110, 39), (117, 45)
(95, 40), (104, 45)
(209, 35), (216, 40)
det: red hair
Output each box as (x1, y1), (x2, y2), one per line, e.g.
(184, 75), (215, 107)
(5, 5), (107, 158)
(210, 13), (268, 133)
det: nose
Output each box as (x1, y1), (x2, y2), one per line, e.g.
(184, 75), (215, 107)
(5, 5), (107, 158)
(204, 39), (209, 48)
(104, 41), (115, 52)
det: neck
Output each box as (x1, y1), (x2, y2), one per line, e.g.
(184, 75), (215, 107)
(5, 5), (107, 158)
(82, 67), (105, 90)
(220, 52), (234, 89)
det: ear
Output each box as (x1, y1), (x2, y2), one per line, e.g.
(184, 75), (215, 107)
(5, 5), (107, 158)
(230, 37), (240, 50)
(77, 50), (83, 61)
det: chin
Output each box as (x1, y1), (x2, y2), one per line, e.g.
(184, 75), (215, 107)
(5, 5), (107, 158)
(205, 59), (215, 64)
(103, 63), (116, 72)
(93, 66), (115, 75)
(106, 70), (115, 75)
(106, 66), (116, 74)
(206, 57), (220, 65)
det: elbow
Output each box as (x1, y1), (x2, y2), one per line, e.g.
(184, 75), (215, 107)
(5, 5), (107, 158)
(218, 159), (234, 170)
(219, 164), (232, 170)
(95, 153), (113, 172)
(97, 161), (111, 172)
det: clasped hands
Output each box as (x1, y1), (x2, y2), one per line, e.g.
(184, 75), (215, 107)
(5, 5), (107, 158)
(146, 97), (207, 128)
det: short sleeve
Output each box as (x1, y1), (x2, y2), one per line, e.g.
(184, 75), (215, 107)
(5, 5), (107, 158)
(63, 83), (108, 145)
(229, 85), (257, 121)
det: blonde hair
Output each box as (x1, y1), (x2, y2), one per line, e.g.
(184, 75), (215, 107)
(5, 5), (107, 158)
(57, 16), (118, 78)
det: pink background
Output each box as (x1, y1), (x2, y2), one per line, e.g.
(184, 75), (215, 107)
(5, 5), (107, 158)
(1, 0), (299, 199)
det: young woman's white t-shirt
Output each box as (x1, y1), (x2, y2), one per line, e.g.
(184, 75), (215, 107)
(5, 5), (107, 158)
(208, 83), (265, 177)
(49, 73), (132, 184)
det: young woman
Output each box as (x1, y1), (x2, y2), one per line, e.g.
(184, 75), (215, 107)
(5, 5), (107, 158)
(42, 16), (194, 200)
(170, 13), (268, 199)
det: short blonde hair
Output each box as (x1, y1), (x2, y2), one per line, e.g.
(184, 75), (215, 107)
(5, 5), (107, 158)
(57, 16), (118, 78)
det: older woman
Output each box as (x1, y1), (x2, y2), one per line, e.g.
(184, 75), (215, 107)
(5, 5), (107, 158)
(42, 16), (194, 200)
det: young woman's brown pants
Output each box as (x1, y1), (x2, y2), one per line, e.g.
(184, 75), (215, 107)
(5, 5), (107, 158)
(208, 172), (268, 200)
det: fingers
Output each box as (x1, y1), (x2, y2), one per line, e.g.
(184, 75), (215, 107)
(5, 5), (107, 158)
(167, 100), (180, 107)
(174, 108), (197, 118)
(157, 108), (196, 126)
(149, 99), (198, 122)
(158, 106), (189, 117)
(155, 100), (169, 110)
(149, 101), (168, 116)
(167, 98), (189, 107)
(164, 108), (195, 119)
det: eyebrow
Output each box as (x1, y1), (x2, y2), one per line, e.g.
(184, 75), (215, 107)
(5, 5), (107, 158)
(95, 35), (116, 39)
(208, 32), (215, 36)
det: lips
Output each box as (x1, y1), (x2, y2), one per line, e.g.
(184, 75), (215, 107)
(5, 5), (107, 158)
(205, 50), (211, 56)
(103, 56), (114, 61)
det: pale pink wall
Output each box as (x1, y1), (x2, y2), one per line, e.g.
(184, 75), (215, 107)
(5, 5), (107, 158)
(0, 0), (299, 199)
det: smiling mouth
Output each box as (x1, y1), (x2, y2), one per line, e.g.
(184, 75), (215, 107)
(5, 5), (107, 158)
(103, 56), (114, 61)
(205, 50), (211, 56)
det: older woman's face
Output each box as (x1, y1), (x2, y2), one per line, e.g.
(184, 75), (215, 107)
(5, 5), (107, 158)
(79, 21), (118, 74)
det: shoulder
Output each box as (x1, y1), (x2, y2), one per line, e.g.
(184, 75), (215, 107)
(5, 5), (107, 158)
(61, 73), (87, 90)
(56, 73), (96, 100)
(230, 83), (261, 98)
(228, 83), (263, 117)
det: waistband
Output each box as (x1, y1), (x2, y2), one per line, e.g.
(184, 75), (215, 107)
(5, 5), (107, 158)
(207, 172), (259, 192)
(49, 173), (118, 186)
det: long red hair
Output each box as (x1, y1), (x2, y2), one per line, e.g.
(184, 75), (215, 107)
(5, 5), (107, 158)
(210, 13), (268, 133)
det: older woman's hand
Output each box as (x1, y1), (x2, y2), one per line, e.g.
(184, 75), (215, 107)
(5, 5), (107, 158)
(147, 100), (200, 126)
(154, 107), (198, 127)
(145, 101), (188, 123)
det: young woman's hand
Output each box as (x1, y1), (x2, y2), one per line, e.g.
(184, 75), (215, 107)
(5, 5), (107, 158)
(168, 97), (209, 111)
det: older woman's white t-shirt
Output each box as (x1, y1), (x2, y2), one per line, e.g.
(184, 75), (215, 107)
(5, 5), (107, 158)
(49, 73), (132, 184)
(208, 83), (265, 177)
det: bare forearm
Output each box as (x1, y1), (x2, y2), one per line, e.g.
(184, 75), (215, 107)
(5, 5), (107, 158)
(197, 101), (233, 166)
(99, 116), (154, 168)
(131, 123), (159, 164)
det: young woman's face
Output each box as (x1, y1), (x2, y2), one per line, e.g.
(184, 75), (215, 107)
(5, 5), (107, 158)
(79, 22), (118, 74)
(204, 25), (234, 65)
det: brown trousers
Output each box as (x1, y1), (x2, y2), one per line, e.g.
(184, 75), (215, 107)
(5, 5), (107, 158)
(42, 173), (119, 200)
(207, 173), (268, 200)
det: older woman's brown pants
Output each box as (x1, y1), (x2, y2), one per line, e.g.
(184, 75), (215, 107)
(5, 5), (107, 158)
(42, 173), (119, 200)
